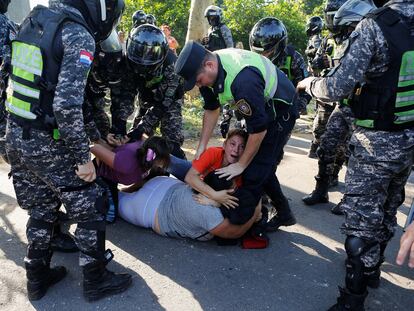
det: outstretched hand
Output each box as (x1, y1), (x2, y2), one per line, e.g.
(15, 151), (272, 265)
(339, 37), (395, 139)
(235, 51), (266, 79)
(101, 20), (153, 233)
(215, 162), (245, 181)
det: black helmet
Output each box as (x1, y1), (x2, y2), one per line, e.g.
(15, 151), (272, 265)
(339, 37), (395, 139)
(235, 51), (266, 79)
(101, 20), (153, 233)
(146, 14), (156, 25)
(0, 0), (10, 14)
(92, 29), (124, 85)
(324, 0), (347, 32)
(126, 24), (169, 76)
(204, 5), (223, 27)
(306, 16), (324, 36)
(72, 0), (125, 43)
(333, 0), (376, 43)
(249, 17), (288, 63)
(132, 10), (147, 28)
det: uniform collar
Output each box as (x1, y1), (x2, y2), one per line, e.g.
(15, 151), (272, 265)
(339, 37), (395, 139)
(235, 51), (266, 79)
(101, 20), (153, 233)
(212, 55), (225, 93)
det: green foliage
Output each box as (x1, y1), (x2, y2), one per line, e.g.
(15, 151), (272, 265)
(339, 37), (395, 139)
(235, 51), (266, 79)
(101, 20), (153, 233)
(223, 0), (308, 54)
(120, 0), (191, 50)
(182, 96), (204, 138)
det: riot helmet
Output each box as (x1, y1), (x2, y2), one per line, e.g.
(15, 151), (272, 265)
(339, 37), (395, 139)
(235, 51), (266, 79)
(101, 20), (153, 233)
(249, 17), (288, 63)
(333, 0), (376, 44)
(306, 16), (324, 37)
(324, 0), (347, 33)
(204, 5), (223, 27)
(92, 29), (123, 85)
(146, 14), (156, 25)
(126, 24), (168, 76)
(65, 0), (125, 43)
(0, 0), (11, 14)
(132, 10), (147, 28)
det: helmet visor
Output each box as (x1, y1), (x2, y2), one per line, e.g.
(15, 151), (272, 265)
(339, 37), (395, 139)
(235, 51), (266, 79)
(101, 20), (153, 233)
(100, 29), (122, 53)
(127, 40), (165, 66)
(97, 0), (125, 42)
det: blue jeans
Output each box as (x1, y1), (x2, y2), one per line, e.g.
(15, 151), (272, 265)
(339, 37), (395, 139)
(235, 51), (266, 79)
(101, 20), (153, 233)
(167, 155), (192, 181)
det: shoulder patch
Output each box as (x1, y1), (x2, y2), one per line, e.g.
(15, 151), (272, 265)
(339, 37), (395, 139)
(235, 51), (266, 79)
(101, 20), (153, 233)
(79, 50), (93, 66)
(235, 99), (252, 117)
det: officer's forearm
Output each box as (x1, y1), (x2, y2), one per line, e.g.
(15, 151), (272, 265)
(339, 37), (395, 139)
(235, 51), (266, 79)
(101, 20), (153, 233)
(238, 130), (267, 168)
(199, 108), (220, 150)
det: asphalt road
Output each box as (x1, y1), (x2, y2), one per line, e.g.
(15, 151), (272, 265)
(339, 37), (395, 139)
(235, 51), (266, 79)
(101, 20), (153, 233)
(0, 134), (413, 311)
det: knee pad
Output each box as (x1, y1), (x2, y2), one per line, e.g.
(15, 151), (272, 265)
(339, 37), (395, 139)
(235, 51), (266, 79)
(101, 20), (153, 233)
(345, 236), (378, 294)
(26, 217), (55, 259)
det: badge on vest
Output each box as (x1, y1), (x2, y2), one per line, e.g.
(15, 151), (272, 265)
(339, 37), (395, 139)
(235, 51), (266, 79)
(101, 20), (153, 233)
(235, 99), (252, 117)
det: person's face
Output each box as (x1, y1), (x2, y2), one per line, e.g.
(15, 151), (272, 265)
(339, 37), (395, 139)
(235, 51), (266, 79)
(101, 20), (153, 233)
(223, 135), (245, 165)
(195, 61), (217, 87)
(163, 27), (171, 36)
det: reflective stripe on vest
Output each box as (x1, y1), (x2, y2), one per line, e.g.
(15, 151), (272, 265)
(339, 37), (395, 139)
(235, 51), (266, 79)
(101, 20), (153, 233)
(395, 51), (414, 123)
(6, 41), (43, 119)
(215, 49), (278, 107)
(280, 55), (292, 81)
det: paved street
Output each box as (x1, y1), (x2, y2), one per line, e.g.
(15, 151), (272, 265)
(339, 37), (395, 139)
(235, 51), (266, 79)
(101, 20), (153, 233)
(0, 134), (413, 311)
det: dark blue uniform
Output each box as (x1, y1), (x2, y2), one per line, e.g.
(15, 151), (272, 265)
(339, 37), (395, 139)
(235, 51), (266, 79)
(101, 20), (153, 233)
(200, 59), (298, 222)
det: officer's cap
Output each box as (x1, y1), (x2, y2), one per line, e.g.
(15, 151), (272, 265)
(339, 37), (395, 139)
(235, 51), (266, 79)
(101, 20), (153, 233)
(174, 40), (207, 91)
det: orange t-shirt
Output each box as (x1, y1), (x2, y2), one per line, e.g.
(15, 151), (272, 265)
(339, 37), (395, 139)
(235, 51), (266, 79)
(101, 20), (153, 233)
(192, 147), (243, 188)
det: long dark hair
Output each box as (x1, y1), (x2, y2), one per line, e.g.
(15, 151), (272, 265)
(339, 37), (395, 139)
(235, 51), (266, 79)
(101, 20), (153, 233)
(136, 136), (171, 172)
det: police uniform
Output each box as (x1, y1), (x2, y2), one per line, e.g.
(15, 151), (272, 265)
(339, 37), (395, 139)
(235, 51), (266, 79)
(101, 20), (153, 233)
(305, 33), (322, 73)
(110, 50), (186, 159)
(176, 42), (298, 224)
(276, 45), (311, 114)
(304, 0), (414, 308)
(0, 11), (18, 161)
(5, 1), (108, 274)
(206, 23), (234, 51)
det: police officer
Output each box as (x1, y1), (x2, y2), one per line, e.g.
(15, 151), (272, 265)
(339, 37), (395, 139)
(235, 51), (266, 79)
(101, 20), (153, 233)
(302, 0), (376, 213)
(202, 5), (233, 51)
(250, 17), (311, 115)
(0, 0), (18, 162)
(110, 24), (186, 159)
(84, 29), (123, 143)
(146, 13), (156, 25)
(5, 0), (131, 301)
(132, 9), (147, 28)
(175, 41), (298, 227)
(307, 0), (347, 158)
(297, 0), (414, 309)
(305, 16), (323, 73)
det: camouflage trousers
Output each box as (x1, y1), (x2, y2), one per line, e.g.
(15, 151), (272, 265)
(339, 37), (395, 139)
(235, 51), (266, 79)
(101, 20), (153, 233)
(133, 98), (185, 153)
(83, 95), (111, 142)
(6, 120), (105, 266)
(341, 127), (414, 268)
(318, 104), (354, 176)
(312, 101), (335, 145)
(0, 99), (7, 161)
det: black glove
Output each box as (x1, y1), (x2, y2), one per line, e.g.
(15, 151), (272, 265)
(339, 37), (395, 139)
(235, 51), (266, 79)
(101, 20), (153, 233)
(127, 124), (144, 141)
(311, 54), (330, 71)
(110, 118), (127, 136)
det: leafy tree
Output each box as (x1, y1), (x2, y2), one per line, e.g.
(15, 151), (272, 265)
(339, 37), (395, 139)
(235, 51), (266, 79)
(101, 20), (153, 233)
(120, 0), (191, 49)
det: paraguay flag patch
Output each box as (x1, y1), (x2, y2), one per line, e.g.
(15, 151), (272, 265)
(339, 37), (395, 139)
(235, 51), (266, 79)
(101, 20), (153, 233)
(79, 50), (93, 66)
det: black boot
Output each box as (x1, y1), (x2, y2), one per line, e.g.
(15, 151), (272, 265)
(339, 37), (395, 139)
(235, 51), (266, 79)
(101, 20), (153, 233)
(329, 163), (343, 188)
(365, 242), (387, 289)
(83, 261), (132, 302)
(328, 287), (367, 311)
(308, 142), (318, 158)
(266, 197), (296, 232)
(302, 175), (329, 205)
(331, 198), (345, 215)
(50, 223), (79, 253)
(25, 254), (67, 301)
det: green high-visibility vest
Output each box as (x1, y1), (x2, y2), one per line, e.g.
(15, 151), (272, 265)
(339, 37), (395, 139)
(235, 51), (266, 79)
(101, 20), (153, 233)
(215, 48), (278, 108)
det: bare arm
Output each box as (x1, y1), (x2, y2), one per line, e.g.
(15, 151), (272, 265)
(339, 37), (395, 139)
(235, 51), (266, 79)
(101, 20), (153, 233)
(90, 143), (115, 169)
(209, 201), (261, 239)
(185, 167), (238, 209)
